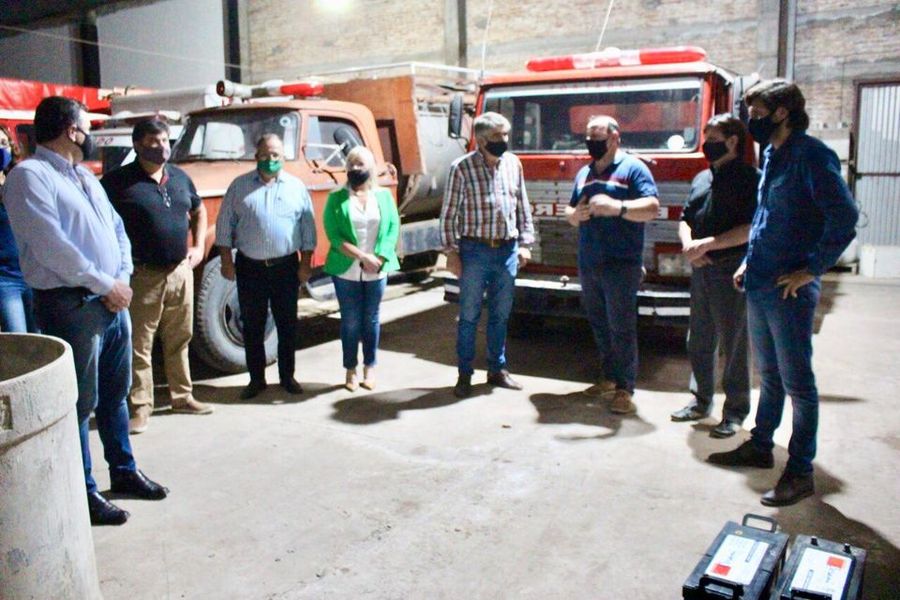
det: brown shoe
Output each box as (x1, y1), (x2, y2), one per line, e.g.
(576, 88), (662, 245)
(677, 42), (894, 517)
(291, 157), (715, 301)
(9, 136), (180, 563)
(487, 369), (523, 390)
(609, 389), (636, 415)
(583, 379), (616, 398)
(171, 397), (214, 415)
(761, 470), (815, 506)
(129, 405), (152, 434)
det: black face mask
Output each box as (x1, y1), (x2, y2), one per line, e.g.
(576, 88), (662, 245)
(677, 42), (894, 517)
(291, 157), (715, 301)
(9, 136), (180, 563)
(585, 139), (608, 160)
(347, 169), (371, 188)
(747, 114), (781, 147)
(75, 128), (94, 161)
(702, 140), (728, 164)
(484, 140), (508, 157)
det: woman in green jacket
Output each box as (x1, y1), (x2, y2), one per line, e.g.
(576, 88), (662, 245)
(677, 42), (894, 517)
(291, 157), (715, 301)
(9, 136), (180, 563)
(323, 146), (400, 391)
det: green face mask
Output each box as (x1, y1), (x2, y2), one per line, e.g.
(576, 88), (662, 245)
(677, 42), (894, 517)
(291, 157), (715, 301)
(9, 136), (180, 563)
(257, 158), (282, 176)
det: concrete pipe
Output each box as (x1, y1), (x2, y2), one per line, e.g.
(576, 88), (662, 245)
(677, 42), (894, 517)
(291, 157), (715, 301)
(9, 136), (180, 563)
(0, 333), (102, 600)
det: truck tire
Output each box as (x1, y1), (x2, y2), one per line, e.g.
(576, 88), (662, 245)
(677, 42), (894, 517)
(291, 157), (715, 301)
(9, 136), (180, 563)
(192, 255), (278, 373)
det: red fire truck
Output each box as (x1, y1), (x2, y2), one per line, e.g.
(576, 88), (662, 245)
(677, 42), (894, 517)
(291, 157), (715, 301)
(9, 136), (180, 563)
(444, 46), (758, 328)
(0, 77), (117, 173)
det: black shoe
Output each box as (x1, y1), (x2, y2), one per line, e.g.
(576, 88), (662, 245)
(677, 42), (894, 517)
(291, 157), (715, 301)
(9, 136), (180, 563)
(110, 469), (169, 500)
(87, 491), (129, 526)
(670, 405), (710, 422)
(487, 369), (523, 390)
(707, 440), (774, 468)
(240, 380), (267, 400)
(453, 374), (472, 398)
(710, 420), (741, 439)
(761, 470), (815, 506)
(280, 378), (303, 395)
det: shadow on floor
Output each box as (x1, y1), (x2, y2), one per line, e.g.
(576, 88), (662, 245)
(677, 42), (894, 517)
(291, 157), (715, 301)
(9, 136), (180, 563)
(685, 427), (899, 598)
(330, 385), (487, 425)
(192, 382), (342, 406)
(529, 391), (656, 441)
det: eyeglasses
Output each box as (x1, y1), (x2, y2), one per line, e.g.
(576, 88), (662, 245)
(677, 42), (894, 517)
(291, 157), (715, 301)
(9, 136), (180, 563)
(158, 185), (171, 208)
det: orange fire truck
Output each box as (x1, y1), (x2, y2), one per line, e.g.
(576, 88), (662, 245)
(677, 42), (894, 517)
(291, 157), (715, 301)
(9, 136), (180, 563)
(443, 46), (758, 329)
(166, 65), (476, 371)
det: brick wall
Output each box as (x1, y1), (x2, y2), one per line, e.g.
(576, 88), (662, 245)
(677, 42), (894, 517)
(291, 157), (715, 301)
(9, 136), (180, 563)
(245, 0), (900, 145)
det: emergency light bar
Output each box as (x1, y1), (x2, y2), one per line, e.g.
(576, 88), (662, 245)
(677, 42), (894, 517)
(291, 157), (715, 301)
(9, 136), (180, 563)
(526, 46), (708, 72)
(216, 79), (324, 99)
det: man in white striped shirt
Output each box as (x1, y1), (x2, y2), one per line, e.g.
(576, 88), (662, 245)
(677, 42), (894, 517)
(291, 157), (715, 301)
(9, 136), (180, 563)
(439, 112), (535, 398)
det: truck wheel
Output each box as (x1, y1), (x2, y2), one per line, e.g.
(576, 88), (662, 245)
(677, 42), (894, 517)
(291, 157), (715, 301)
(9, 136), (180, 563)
(192, 255), (278, 373)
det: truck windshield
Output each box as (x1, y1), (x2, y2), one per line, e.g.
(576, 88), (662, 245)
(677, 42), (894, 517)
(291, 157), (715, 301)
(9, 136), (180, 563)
(171, 109), (299, 162)
(483, 77), (702, 153)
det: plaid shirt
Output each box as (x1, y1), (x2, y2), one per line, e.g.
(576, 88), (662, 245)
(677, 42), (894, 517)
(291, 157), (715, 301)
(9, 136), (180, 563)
(439, 150), (535, 251)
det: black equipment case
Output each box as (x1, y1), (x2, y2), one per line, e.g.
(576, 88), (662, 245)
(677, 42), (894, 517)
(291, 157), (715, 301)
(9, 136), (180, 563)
(683, 514), (790, 600)
(771, 535), (866, 600)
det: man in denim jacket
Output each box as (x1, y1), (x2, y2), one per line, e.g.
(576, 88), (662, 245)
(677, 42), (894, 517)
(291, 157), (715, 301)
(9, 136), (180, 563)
(709, 79), (859, 506)
(709, 80), (858, 507)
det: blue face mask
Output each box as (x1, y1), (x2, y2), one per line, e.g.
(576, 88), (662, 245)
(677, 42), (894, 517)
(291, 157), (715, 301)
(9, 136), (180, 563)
(0, 147), (11, 172)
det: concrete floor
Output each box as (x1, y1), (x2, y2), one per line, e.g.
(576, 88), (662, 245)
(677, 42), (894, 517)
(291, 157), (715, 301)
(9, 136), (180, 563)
(88, 274), (900, 599)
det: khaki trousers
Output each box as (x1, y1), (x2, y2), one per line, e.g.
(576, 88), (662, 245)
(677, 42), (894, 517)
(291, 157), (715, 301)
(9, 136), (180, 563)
(129, 260), (194, 409)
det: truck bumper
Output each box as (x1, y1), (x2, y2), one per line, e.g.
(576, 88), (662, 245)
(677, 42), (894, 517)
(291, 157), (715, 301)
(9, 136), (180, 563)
(442, 275), (690, 328)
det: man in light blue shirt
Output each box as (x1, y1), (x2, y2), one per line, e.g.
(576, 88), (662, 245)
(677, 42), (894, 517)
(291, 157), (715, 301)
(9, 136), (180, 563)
(4, 96), (168, 526)
(216, 133), (316, 399)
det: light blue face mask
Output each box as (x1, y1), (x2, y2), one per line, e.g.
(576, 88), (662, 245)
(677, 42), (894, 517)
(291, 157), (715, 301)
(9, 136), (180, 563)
(0, 147), (11, 172)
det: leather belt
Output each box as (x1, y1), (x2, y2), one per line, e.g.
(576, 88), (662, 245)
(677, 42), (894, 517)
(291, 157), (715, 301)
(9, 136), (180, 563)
(460, 236), (514, 249)
(237, 252), (296, 267)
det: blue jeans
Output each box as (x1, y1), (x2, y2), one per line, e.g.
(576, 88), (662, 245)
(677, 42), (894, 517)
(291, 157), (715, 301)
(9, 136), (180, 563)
(332, 276), (387, 369)
(686, 255), (750, 422)
(456, 238), (518, 376)
(0, 275), (37, 333)
(34, 288), (136, 494)
(579, 260), (643, 393)
(747, 280), (821, 475)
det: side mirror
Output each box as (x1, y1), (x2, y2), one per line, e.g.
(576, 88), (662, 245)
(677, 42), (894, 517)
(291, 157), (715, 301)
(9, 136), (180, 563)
(333, 126), (362, 157)
(448, 93), (464, 139)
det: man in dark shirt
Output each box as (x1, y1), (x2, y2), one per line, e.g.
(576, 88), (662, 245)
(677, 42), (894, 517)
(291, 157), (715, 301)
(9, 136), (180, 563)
(102, 119), (212, 434)
(564, 116), (660, 415)
(709, 80), (858, 507)
(671, 114), (759, 439)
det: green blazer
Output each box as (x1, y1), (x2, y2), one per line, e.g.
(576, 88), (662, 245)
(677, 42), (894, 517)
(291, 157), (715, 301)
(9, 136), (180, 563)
(323, 186), (401, 276)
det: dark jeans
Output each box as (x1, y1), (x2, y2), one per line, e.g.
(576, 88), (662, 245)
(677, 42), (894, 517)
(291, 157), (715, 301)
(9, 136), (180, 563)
(579, 259), (643, 393)
(686, 256), (750, 422)
(747, 280), (821, 475)
(332, 276), (387, 369)
(34, 288), (137, 495)
(235, 253), (299, 384)
(0, 274), (37, 332)
(456, 238), (518, 376)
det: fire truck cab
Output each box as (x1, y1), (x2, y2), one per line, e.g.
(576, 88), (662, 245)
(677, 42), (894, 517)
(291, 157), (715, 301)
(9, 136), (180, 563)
(444, 46), (757, 328)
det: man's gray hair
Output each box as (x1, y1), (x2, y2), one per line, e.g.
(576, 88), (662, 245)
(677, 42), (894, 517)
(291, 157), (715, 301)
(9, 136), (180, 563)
(256, 132), (282, 148)
(473, 111), (511, 138)
(586, 115), (620, 134)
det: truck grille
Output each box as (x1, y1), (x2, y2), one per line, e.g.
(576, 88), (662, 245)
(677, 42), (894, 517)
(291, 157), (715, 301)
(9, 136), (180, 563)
(527, 179), (692, 269)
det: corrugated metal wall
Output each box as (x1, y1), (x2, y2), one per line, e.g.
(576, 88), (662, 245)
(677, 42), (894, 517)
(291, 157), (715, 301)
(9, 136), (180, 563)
(855, 83), (900, 246)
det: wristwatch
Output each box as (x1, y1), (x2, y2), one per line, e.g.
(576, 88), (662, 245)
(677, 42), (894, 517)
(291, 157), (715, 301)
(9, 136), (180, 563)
(618, 201), (628, 218)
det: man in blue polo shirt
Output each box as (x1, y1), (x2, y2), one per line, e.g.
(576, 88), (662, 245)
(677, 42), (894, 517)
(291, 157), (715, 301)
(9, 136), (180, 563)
(565, 115), (659, 415)
(709, 79), (858, 507)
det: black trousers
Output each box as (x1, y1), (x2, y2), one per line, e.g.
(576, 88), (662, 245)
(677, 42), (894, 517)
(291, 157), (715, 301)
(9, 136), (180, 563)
(235, 253), (299, 383)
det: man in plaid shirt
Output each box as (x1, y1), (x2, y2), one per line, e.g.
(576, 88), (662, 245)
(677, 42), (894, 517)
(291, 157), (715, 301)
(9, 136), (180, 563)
(440, 112), (535, 398)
